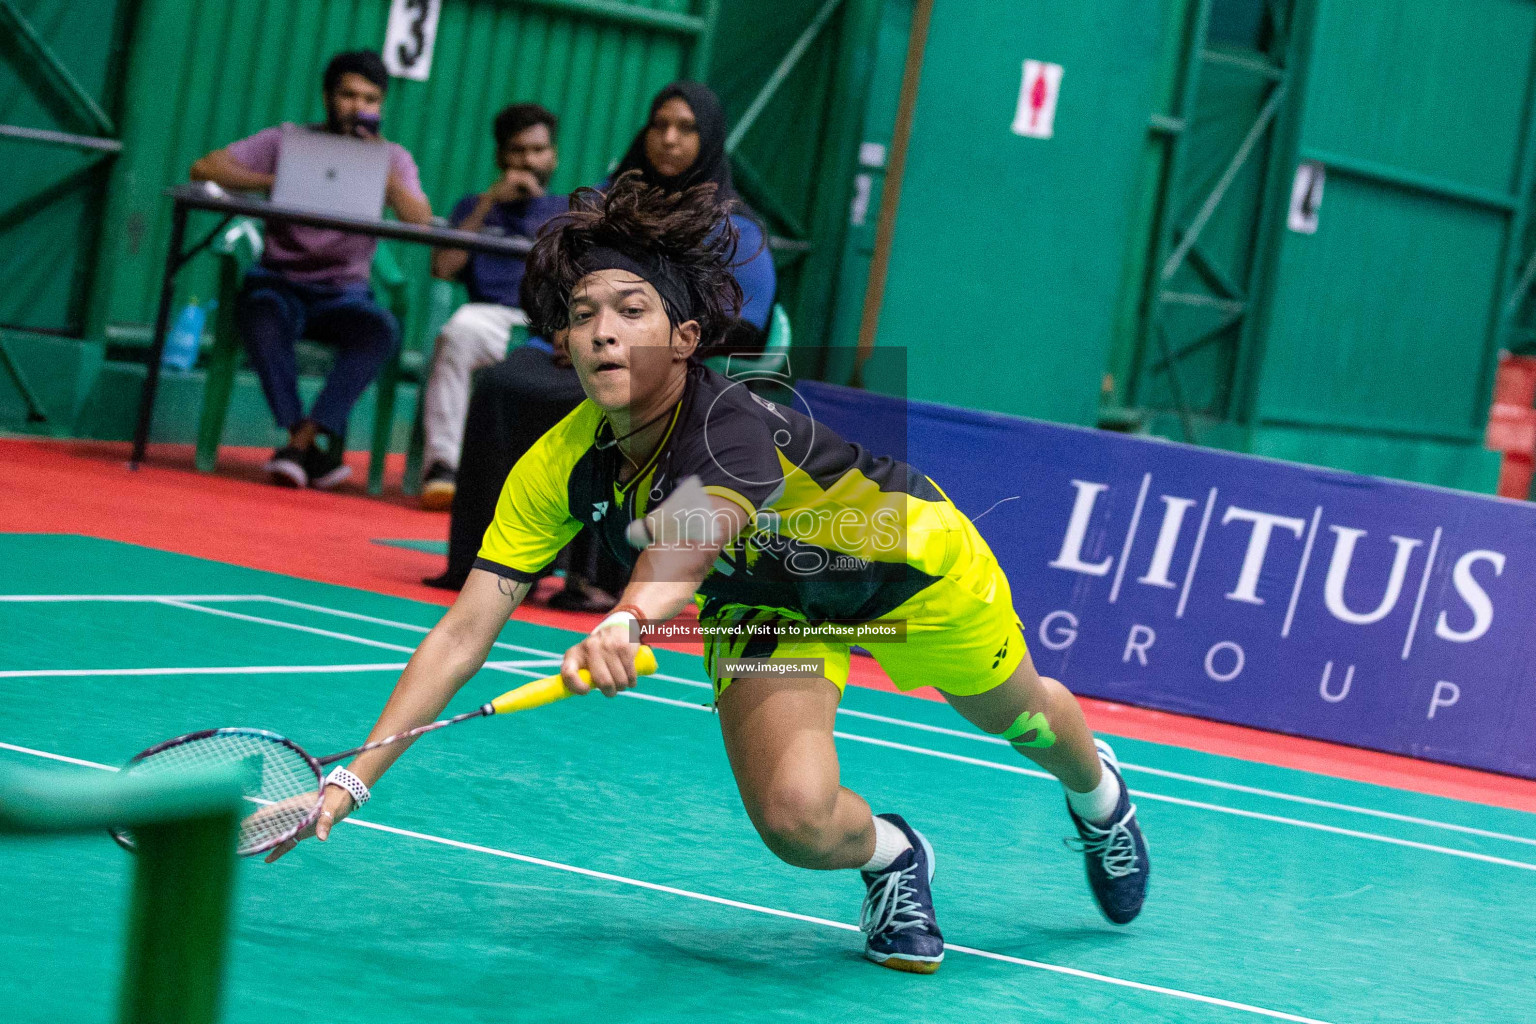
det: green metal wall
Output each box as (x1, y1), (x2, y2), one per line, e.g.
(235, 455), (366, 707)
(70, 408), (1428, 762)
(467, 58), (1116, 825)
(870, 0), (1167, 425)
(1105, 0), (1533, 489)
(710, 0), (883, 366)
(1251, 0), (1536, 453)
(0, 0), (132, 334)
(92, 0), (712, 349)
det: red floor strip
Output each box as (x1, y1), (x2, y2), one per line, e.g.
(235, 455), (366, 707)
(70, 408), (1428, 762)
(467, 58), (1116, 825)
(4, 436), (1536, 815)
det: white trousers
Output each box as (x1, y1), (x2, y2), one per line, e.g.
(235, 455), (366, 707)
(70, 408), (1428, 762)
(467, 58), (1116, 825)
(422, 303), (526, 471)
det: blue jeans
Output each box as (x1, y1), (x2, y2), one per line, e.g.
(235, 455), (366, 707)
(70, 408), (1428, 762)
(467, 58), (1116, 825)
(235, 265), (400, 437)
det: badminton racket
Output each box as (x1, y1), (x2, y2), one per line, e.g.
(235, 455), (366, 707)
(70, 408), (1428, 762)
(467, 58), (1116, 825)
(109, 645), (658, 856)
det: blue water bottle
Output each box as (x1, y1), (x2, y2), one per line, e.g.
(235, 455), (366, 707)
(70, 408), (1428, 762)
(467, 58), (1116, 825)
(162, 298), (212, 371)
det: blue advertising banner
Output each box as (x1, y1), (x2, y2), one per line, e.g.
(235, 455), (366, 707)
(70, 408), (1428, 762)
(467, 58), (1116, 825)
(797, 381), (1536, 779)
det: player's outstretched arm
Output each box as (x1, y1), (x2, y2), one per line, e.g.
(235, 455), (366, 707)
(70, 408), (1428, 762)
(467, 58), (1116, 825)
(265, 568), (528, 861)
(562, 495), (746, 698)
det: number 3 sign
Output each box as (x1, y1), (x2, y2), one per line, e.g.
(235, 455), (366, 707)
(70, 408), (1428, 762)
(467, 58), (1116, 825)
(384, 0), (442, 81)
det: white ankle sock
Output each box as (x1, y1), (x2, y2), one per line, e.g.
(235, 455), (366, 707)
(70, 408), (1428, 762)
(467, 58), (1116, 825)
(859, 815), (912, 872)
(1066, 764), (1123, 825)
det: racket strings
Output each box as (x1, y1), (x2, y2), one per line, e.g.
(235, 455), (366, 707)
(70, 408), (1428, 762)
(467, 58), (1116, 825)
(122, 729), (322, 854)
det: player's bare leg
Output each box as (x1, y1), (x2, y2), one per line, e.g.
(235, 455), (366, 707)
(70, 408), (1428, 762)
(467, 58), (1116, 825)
(716, 674), (873, 869)
(944, 647), (1151, 924)
(717, 673), (945, 971)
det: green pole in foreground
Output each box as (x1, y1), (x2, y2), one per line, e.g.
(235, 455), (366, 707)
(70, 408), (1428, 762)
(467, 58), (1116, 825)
(0, 765), (242, 1024)
(120, 809), (240, 1024)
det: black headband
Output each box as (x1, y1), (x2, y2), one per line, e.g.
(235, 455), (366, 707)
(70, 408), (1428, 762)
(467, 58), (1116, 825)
(577, 245), (692, 327)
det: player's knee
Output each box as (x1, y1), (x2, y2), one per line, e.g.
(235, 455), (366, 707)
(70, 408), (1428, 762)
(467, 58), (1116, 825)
(753, 781), (839, 863)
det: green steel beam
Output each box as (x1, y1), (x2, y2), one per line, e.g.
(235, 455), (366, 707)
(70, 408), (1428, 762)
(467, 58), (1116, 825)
(1300, 147), (1519, 213)
(1202, 45), (1284, 81)
(1186, 242), (1245, 300)
(1160, 291), (1246, 315)
(725, 0), (844, 154)
(687, 0), (721, 80)
(0, 331), (49, 422)
(0, 123), (122, 153)
(1131, 0), (1214, 439)
(0, 0), (116, 135)
(1232, 0), (1313, 425)
(792, 0), (882, 356)
(510, 0), (706, 35)
(731, 152), (809, 238)
(1257, 406), (1484, 444)
(1161, 84), (1287, 282)
(1150, 306), (1248, 373)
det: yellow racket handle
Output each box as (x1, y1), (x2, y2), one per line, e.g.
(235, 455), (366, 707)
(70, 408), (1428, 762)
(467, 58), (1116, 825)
(488, 645), (659, 715)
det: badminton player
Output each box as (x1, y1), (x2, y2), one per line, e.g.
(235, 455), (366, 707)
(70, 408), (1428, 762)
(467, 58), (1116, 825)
(272, 172), (1151, 973)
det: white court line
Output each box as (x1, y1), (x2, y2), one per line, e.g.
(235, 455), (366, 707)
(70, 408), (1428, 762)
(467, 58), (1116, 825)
(833, 709), (1536, 849)
(0, 664), (408, 679)
(20, 595), (1536, 858)
(612, 694), (1536, 872)
(0, 741), (118, 771)
(824, 732), (1536, 872)
(0, 660), (557, 680)
(161, 600), (418, 654)
(0, 594), (258, 603)
(254, 596), (553, 658)
(0, 740), (1336, 1024)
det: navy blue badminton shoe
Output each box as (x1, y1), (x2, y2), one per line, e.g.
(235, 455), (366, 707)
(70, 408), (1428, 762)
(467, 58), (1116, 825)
(859, 813), (945, 973)
(1065, 739), (1150, 924)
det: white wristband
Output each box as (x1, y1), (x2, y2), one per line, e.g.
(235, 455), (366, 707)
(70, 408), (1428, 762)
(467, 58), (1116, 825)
(591, 610), (637, 639)
(325, 766), (370, 808)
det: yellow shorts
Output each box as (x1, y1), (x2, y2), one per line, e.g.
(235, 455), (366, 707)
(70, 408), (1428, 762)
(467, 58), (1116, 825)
(701, 512), (1027, 700)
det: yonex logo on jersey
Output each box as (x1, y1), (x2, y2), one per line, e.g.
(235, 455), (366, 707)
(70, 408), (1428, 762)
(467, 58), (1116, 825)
(592, 501), (610, 521)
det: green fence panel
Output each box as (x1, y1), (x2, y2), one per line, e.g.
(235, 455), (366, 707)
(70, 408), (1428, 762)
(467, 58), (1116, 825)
(870, 0), (1167, 425)
(91, 0), (713, 351)
(0, 0), (131, 333)
(1248, 0), (1536, 456)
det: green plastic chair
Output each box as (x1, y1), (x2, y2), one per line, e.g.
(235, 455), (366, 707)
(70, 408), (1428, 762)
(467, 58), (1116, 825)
(194, 218), (413, 493)
(706, 303), (792, 379)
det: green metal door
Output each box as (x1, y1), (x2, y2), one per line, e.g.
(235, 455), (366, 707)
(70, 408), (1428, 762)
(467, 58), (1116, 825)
(868, 0), (1167, 426)
(0, 0), (130, 333)
(1247, 0), (1536, 472)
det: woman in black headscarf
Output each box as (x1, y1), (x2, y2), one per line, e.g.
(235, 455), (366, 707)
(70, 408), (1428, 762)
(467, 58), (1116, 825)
(428, 82), (776, 600)
(616, 82), (736, 195)
(609, 82), (774, 339)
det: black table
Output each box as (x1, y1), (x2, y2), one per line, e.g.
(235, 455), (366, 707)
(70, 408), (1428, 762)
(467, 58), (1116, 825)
(130, 182), (535, 468)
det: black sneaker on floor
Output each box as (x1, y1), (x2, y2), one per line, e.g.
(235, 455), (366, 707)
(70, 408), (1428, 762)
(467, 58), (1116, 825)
(859, 813), (945, 974)
(304, 429), (351, 490)
(1065, 739), (1150, 925)
(420, 462), (456, 511)
(265, 446), (307, 488)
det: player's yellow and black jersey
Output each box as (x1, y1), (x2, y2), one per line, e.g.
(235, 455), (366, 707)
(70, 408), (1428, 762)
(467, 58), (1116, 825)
(475, 362), (976, 624)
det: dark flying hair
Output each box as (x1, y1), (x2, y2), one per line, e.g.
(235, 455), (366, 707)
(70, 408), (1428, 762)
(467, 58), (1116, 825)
(323, 51), (389, 96)
(522, 170), (743, 351)
(494, 103), (559, 151)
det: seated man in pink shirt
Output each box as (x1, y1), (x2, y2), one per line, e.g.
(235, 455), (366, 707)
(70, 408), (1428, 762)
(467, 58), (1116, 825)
(190, 50), (432, 488)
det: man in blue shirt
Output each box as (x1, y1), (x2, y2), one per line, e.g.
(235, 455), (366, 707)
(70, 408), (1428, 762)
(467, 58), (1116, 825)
(421, 103), (567, 509)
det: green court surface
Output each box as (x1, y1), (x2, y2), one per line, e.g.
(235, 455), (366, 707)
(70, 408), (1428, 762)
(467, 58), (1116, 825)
(4, 534), (1535, 1023)
(371, 538), (449, 555)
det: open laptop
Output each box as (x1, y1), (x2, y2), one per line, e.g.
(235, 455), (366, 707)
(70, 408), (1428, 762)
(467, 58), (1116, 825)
(271, 126), (390, 220)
